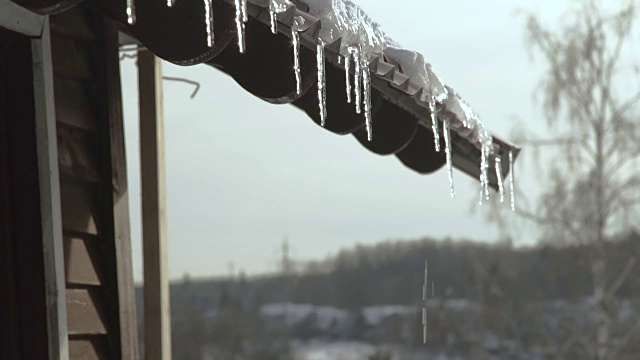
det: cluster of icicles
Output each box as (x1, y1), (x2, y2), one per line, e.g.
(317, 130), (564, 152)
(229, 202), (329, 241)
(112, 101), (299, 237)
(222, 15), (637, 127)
(124, 0), (515, 210)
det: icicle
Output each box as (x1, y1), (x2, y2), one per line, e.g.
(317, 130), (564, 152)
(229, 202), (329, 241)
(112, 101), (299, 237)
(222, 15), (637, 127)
(234, 0), (246, 53)
(317, 39), (327, 126)
(509, 150), (516, 211)
(269, 0), (278, 34)
(353, 46), (361, 114)
(338, 56), (342, 65)
(429, 99), (440, 152)
(241, 0), (248, 22)
(167, 0), (174, 7)
(362, 59), (372, 141)
(422, 259), (428, 343)
(443, 118), (455, 199)
(345, 51), (352, 103)
(495, 157), (505, 203)
(292, 27), (301, 95)
(204, 0), (214, 48)
(126, 0), (136, 25)
(480, 145), (491, 203)
(485, 153), (491, 200)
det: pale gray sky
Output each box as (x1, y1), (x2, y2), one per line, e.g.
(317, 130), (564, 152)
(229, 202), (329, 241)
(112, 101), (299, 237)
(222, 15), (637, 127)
(121, 0), (572, 281)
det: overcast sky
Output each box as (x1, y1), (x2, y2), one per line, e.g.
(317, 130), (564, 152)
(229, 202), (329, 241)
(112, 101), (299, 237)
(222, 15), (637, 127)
(120, 0), (574, 282)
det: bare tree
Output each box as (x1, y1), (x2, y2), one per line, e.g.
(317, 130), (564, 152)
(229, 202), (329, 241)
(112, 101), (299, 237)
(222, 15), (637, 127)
(517, 0), (640, 359)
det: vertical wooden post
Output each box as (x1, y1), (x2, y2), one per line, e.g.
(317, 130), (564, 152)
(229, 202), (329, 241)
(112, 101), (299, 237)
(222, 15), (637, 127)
(138, 48), (172, 360)
(102, 20), (140, 360)
(32, 16), (70, 360)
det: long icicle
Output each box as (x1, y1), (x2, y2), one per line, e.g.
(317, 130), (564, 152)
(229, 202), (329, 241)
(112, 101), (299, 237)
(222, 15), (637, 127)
(234, 0), (246, 53)
(509, 150), (516, 211)
(269, 0), (278, 34)
(495, 157), (505, 203)
(443, 117), (455, 199)
(126, 0), (136, 24)
(204, 0), (214, 47)
(241, 0), (248, 22)
(422, 259), (428, 343)
(292, 27), (301, 95)
(317, 38), (327, 126)
(429, 99), (440, 152)
(362, 59), (372, 141)
(353, 46), (361, 114)
(345, 51), (352, 103)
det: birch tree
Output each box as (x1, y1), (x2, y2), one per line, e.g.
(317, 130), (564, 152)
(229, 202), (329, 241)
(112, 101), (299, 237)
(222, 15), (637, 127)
(519, 1), (640, 358)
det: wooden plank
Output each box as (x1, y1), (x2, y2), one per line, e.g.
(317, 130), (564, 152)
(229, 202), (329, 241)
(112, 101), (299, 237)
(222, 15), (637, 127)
(100, 18), (140, 360)
(60, 182), (99, 235)
(69, 338), (109, 360)
(64, 236), (102, 286)
(138, 48), (172, 360)
(32, 17), (70, 360)
(54, 77), (97, 132)
(51, 34), (94, 80)
(57, 126), (101, 183)
(66, 289), (108, 335)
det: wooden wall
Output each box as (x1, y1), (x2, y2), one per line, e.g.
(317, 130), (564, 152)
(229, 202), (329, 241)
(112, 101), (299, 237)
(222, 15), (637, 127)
(50, 7), (138, 360)
(0, 27), (50, 360)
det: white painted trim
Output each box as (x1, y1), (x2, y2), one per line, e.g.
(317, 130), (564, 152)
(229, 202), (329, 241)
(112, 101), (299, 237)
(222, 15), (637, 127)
(138, 49), (172, 360)
(0, 0), (44, 36)
(32, 16), (70, 360)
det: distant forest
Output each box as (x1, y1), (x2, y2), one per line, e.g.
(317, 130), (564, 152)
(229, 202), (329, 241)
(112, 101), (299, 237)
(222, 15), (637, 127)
(152, 233), (640, 313)
(134, 234), (640, 360)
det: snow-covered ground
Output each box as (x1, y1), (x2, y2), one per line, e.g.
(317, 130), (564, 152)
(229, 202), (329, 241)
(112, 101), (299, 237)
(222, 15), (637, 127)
(261, 303), (349, 329)
(292, 340), (464, 360)
(293, 340), (376, 360)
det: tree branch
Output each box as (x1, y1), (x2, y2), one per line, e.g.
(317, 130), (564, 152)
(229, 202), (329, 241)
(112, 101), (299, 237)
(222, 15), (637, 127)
(515, 208), (585, 244)
(606, 256), (636, 302)
(612, 90), (640, 121)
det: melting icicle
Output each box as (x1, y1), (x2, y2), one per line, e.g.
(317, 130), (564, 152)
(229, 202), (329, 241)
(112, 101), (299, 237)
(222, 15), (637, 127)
(479, 145), (491, 204)
(317, 39), (327, 126)
(345, 51), (352, 103)
(362, 59), (373, 141)
(353, 46), (361, 114)
(422, 259), (428, 343)
(485, 152), (491, 200)
(126, 0), (136, 25)
(241, 0), (248, 22)
(234, 0), (246, 53)
(495, 157), (505, 203)
(269, 0), (278, 34)
(292, 27), (301, 95)
(443, 118), (455, 199)
(509, 150), (516, 211)
(429, 99), (440, 152)
(204, 0), (214, 48)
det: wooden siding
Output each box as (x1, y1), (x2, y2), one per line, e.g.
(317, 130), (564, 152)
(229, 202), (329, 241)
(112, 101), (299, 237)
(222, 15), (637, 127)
(50, 6), (138, 360)
(0, 28), (50, 360)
